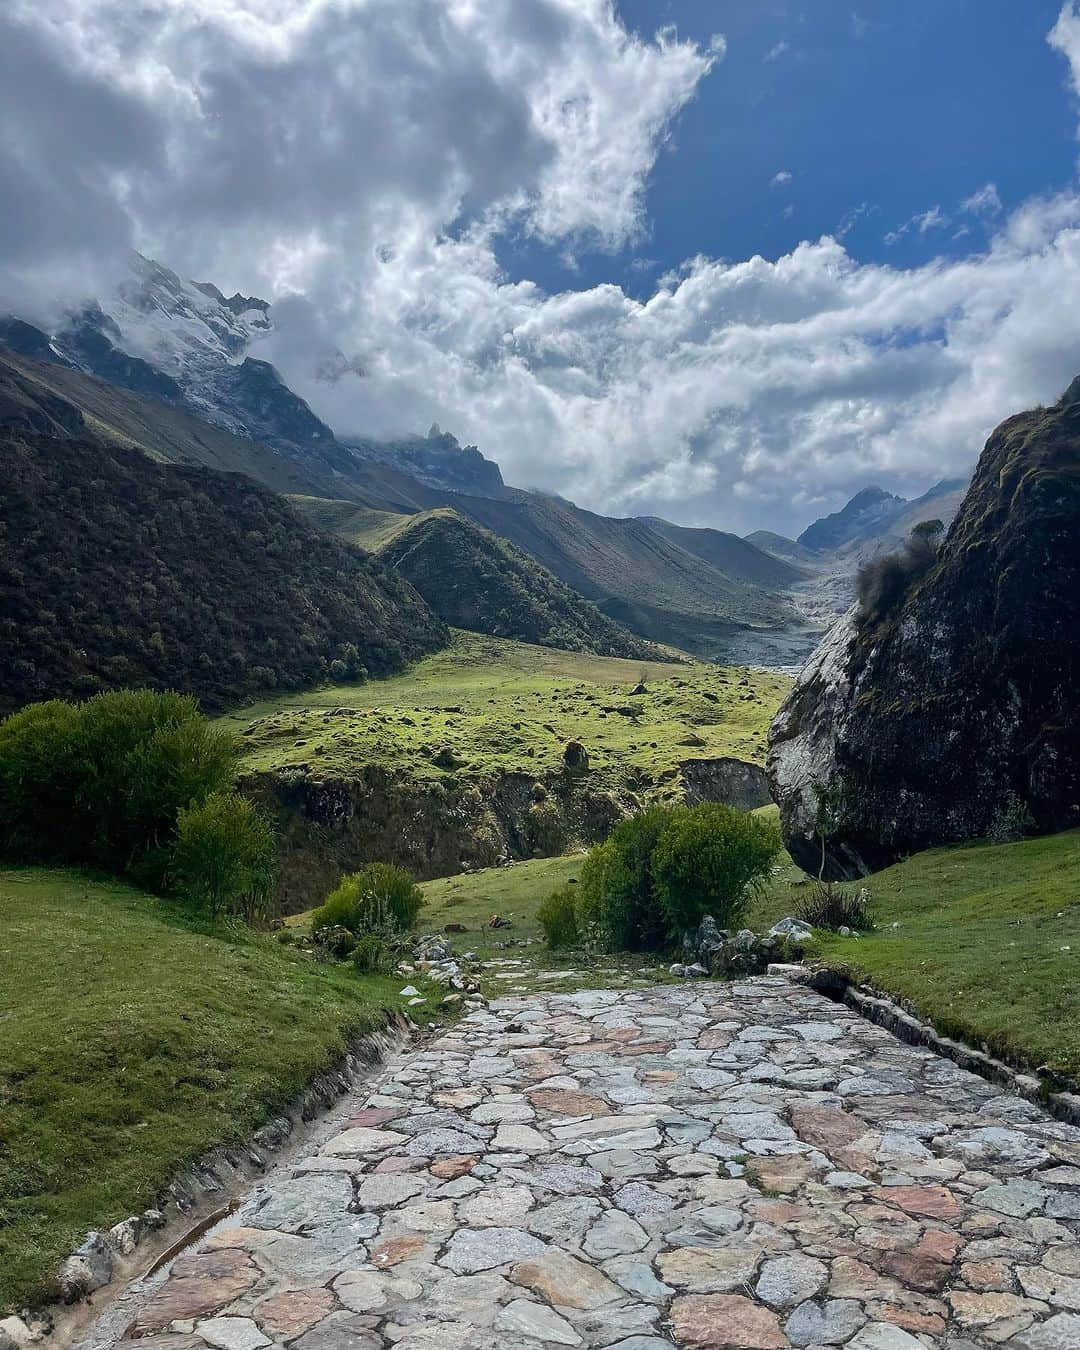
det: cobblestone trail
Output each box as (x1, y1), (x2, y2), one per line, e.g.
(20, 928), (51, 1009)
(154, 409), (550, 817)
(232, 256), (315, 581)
(116, 977), (1080, 1349)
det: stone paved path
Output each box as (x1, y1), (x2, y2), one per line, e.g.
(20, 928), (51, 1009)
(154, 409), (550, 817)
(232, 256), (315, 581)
(115, 977), (1080, 1350)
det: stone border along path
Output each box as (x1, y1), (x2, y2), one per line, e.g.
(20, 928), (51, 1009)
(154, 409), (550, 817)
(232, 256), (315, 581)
(103, 976), (1080, 1350)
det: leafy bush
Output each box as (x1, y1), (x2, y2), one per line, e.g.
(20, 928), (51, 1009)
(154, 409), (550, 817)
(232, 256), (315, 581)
(171, 791), (276, 922)
(856, 520), (944, 627)
(350, 933), (391, 974)
(794, 881), (874, 932)
(311, 863), (424, 937)
(537, 885), (580, 949)
(652, 803), (781, 938)
(0, 690), (236, 883)
(577, 805), (679, 951)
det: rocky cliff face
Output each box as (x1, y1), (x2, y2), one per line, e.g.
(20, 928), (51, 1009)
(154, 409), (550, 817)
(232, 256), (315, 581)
(768, 388), (1080, 877)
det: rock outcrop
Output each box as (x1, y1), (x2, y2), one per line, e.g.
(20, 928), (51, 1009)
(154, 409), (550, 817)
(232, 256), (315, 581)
(768, 385), (1080, 876)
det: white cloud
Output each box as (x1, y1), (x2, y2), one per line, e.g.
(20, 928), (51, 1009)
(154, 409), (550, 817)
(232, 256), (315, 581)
(0, 0), (718, 304)
(771, 170), (793, 188)
(962, 183), (1004, 218)
(764, 40), (790, 63)
(3, 1), (1080, 539)
(281, 191), (1080, 536)
(1050, 0), (1080, 99)
(884, 205), (950, 245)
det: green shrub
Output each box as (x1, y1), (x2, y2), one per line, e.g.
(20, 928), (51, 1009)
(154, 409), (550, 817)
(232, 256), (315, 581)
(311, 863), (424, 936)
(989, 792), (1036, 844)
(652, 802), (781, 937)
(0, 700), (83, 859)
(351, 933), (390, 974)
(577, 805), (679, 951)
(537, 885), (580, 949)
(527, 798), (567, 855)
(171, 791), (276, 922)
(0, 689), (237, 881)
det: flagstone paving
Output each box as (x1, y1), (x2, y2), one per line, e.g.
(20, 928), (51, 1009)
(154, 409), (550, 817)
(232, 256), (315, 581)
(115, 976), (1080, 1349)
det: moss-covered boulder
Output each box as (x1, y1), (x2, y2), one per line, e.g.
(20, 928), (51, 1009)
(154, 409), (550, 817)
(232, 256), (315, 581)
(768, 381), (1080, 876)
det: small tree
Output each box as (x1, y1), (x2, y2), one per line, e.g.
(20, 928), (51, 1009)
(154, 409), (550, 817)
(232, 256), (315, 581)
(652, 803), (780, 937)
(171, 791), (276, 922)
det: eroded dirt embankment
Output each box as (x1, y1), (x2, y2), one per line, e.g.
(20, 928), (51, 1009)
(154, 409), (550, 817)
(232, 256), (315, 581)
(244, 755), (769, 913)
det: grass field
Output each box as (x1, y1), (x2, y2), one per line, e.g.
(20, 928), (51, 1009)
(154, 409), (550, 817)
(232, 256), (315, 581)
(748, 823), (1080, 1083)
(221, 631), (790, 791)
(404, 822), (1080, 1082)
(0, 868), (409, 1313)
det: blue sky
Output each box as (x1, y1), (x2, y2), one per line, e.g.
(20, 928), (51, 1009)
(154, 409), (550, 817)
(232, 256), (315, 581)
(500, 1), (1078, 299)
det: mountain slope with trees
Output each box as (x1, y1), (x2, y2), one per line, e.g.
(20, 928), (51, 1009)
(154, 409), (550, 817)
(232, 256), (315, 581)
(377, 508), (668, 660)
(0, 430), (446, 713)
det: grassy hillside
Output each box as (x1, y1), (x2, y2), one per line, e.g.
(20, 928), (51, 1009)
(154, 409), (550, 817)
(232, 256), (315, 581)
(376, 509), (666, 660)
(748, 823), (1080, 1082)
(0, 347), (353, 504)
(0, 347), (448, 515)
(0, 430), (446, 712)
(0, 867), (408, 1312)
(297, 489), (804, 664)
(0, 346), (804, 665)
(223, 631), (789, 788)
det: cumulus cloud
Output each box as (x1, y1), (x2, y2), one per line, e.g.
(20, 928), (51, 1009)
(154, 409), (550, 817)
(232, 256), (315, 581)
(3, 1), (1080, 536)
(1, 0), (717, 301)
(771, 170), (793, 188)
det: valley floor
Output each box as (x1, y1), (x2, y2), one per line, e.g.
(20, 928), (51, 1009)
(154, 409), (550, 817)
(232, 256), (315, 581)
(7, 826), (1078, 1318)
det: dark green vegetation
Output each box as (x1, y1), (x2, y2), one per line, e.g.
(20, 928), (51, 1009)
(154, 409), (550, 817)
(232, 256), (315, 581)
(439, 490), (797, 659)
(748, 825), (1080, 1083)
(855, 519), (943, 626)
(769, 381), (1080, 876)
(0, 691), (235, 884)
(296, 488), (801, 661)
(0, 428), (445, 712)
(311, 863), (425, 937)
(554, 802), (781, 953)
(0, 691), (276, 924)
(1, 340), (804, 664)
(0, 866), (407, 1313)
(376, 509), (666, 660)
(172, 792), (276, 922)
